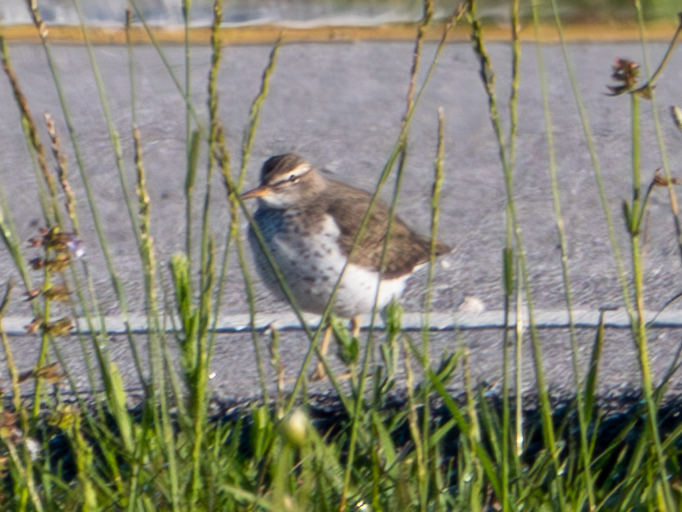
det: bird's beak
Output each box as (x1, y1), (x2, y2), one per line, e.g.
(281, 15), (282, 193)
(241, 185), (270, 200)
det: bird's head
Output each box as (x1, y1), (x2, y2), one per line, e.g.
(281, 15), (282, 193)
(242, 154), (325, 209)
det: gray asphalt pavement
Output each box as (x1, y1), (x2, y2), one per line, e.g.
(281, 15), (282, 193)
(1, 41), (682, 402)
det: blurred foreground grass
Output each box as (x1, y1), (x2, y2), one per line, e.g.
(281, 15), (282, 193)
(0, 0), (681, 510)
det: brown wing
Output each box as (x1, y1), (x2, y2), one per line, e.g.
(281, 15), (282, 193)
(324, 180), (452, 279)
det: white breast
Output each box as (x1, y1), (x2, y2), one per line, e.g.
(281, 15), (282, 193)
(269, 214), (408, 318)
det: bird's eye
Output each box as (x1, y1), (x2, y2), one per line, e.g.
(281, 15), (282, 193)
(289, 174), (298, 183)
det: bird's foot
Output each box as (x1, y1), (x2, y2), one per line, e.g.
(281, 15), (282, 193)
(309, 362), (327, 382)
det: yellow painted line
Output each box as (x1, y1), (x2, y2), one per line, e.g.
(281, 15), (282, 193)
(0, 22), (679, 45)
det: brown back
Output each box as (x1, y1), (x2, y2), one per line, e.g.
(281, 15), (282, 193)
(315, 179), (452, 279)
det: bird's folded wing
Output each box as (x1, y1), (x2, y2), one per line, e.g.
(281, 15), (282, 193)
(326, 183), (451, 279)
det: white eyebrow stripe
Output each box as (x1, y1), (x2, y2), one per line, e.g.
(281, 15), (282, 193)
(273, 163), (311, 184)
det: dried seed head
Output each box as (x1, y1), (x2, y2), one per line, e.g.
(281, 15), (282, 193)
(43, 317), (73, 337)
(0, 412), (21, 444)
(45, 230), (69, 252)
(18, 369), (33, 384)
(27, 237), (42, 248)
(45, 254), (70, 273)
(24, 290), (40, 302)
(34, 362), (64, 383)
(24, 314), (42, 334)
(0, 411), (17, 427)
(607, 58), (640, 96)
(47, 404), (79, 430)
(29, 257), (44, 270)
(672, 106), (682, 133)
(653, 169), (681, 187)
(634, 84), (654, 100)
(42, 284), (71, 302)
(29, 228), (83, 259)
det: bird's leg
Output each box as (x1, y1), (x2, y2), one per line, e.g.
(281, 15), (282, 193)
(310, 316), (362, 382)
(351, 315), (361, 339)
(310, 323), (333, 382)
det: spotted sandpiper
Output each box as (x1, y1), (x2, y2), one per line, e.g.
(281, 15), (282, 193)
(242, 153), (452, 380)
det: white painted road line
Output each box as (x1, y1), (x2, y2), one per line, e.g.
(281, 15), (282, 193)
(1, 309), (680, 336)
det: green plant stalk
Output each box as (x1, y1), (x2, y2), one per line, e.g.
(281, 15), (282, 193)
(45, 112), (114, 429)
(0, 199), (32, 292)
(508, 0), (520, 168)
(633, 4), (682, 271)
(45, 112), (79, 232)
(402, 335), (427, 512)
(238, 41), (281, 190)
(630, 91), (674, 510)
(32, 257), (52, 421)
(5, 438), (43, 512)
(514, 259), (523, 454)
(357, 144), (409, 477)
(186, 6), (223, 503)
(531, 0), (595, 506)
(72, 0), (144, 260)
(285, 5), (465, 416)
(125, 5), (160, 417)
(424, 356), (501, 498)
(183, 0), (194, 261)
(235, 234), (269, 401)
(68, 0), (159, 465)
(0, 285), (37, 511)
(414, 13), (434, 512)
(47, 332), (126, 494)
(185, 131), (200, 262)
(125, 9), (135, 121)
(200, 0), (222, 295)
(424, 107), (445, 505)
(547, 0), (634, 317)
(73, 413), (97, 511)
(128, 0), (205, 133)
(21, 127), (53, 228)
(505, 1), (520, 508)
(184, 4), (222, 505)
(190, 242), (214, 506)
(207, 40), (280, 374)
(44, 112), (106, 413)
(469, 2), (566, 508)
(339, 142), (410, 506)
(224, 170), (349, 414)
(549, 0), (682, 500)
(133, 127), (180, 511)
(126, 25), (184, 455)
(501, 249), (515, 473)
(222, 39), (281, 407)
(463, 350), (484, 511)
(210, 138), (236, 366)
(631, 95), (641, 224)
(340, 4), (440, 505)
(1, 37), (60, 228)
(470, 0), (517, 505)
(19, 4), (140, 497)
(26, 1), (149, 406)
(632, 14), (682, 96)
